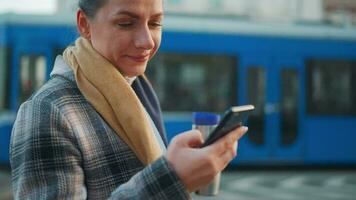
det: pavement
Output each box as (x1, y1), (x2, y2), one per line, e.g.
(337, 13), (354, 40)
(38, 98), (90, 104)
(1, 169), (356, 200)
(0, 168), (11, 200)
(193, 170), (356, 200)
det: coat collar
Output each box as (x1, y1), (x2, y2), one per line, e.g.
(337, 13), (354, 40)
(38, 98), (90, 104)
(50, 55), (76, 82)
(50, 55), (168, 146)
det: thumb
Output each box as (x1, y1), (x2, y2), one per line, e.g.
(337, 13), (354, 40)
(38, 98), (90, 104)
(174, 130), (204, 148)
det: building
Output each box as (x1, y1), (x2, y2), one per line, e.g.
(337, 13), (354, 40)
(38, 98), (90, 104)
(55, 0), (356, 26)
(165, 0), (324, 23)
(324, 0), (356, 26)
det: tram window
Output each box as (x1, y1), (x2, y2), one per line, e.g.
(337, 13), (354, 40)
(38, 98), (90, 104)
(307, 59), (356, 115)
(19, 55), (47, 104)
(53, 47), (66, 58)
(0, 47), (10, 110)
(52, 47), (66, 68)
(247, 67), (266, 146)
(281, 69), (299, 146)
(146, 53), (237, 112)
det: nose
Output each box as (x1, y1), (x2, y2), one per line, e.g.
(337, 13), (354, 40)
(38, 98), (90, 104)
(134, 25), (155, 50)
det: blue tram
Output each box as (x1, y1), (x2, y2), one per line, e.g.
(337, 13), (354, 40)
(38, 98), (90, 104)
(1, 13), (356, 166)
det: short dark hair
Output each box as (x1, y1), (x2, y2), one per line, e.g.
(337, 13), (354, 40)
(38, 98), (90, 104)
(79, 0), (108, 18)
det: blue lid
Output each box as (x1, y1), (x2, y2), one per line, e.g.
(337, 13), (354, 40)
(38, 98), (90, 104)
(193, 112), (220, 125)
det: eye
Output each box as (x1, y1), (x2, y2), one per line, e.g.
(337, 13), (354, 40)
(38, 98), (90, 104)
(118, 22), (134, 28)
(149, 21), (163, 28)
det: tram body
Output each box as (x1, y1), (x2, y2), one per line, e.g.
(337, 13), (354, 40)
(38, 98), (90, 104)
(1, 14), (356, 166)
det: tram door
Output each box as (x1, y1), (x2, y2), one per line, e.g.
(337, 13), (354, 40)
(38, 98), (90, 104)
(237, 55), (304, 163)
(274, 58), (304, 161)
(10, 45), (52, 109)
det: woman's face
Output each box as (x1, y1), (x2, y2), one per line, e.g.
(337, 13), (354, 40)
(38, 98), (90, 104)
(83, 0), (163, 77)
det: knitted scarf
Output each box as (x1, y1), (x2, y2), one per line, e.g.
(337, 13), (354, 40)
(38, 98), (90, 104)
(63, 37), (162, 165)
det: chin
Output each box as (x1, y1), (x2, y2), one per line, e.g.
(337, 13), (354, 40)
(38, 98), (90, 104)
(125, 66), (146, 77)
(116, 61), (147, 77)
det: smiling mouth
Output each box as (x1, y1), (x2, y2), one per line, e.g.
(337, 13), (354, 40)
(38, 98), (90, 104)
(126, 55), (150, 63)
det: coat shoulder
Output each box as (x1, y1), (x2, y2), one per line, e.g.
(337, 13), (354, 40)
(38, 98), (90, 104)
(28, 74), (86, 108)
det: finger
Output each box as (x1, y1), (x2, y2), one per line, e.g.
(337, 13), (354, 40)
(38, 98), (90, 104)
(173, 130), (204, 147)
(218, 146), (237, 169)
(235, 141), (239, 156)
(228, 126), (248, 141)
(217, 141), (239, 169)
(219, 141), (238, 157)
(205, 126), (248, 156)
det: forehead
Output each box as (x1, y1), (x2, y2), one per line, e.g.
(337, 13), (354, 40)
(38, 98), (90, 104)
(102, 0), (163, 15)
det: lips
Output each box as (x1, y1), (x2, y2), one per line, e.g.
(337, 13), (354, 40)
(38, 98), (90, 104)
(126, 54), (150, 62)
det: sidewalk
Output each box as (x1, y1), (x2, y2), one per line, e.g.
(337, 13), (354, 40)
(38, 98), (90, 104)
(0, 169), (12, 200)
(1, 169), (356, 200)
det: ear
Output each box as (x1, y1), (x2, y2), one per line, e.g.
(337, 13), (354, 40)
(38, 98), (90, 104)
(77, 10), (91, 40)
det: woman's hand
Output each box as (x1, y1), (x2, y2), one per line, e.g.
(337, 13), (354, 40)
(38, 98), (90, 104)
(166, 126), (248, 192)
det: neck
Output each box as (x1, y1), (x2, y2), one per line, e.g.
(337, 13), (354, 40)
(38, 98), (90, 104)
(124, 76), (137, 85)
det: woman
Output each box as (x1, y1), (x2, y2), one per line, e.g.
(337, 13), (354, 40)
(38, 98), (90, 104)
(10, 0), (248, 199)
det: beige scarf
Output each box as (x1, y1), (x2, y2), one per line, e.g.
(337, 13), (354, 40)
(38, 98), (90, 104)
(63, 37), (162, 165)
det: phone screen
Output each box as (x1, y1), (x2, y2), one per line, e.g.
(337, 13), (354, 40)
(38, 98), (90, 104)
(201, 105), (254, 147)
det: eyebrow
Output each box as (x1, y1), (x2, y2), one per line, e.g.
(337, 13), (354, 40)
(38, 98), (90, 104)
(114, 10), (163, 19)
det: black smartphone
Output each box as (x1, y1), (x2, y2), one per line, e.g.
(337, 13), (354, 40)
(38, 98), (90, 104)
(201, 105), (255, 147)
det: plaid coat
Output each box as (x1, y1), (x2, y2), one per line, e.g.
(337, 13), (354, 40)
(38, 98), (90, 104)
(10, 57), (191, 200)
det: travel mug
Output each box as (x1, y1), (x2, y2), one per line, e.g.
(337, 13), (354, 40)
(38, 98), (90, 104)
(192, 112), (221, 196)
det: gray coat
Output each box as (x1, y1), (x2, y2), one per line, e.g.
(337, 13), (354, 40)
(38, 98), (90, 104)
(10, 56), (190, 200)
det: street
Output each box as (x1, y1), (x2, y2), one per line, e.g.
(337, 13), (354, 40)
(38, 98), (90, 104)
(1, 169), (356, 200)
(193, 170), (356, 200)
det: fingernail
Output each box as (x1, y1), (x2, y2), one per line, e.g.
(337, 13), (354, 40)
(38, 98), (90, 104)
(243, 126), (248, 132)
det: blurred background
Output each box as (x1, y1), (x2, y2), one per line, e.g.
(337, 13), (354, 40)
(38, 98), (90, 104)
(1, 0), (356, 199)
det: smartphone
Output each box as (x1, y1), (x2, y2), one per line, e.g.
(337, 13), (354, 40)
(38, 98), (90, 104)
(201, 105), (255, 147)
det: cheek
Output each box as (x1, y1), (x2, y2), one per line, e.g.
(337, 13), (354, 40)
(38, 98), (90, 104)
(154, 34), (162, 50)
(89, 28), (111, 55)
(150, 32), (162, 57)
(111, 37), (132, 58)
(154, 30), (162, 47)
(97, 35), (129, 63)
